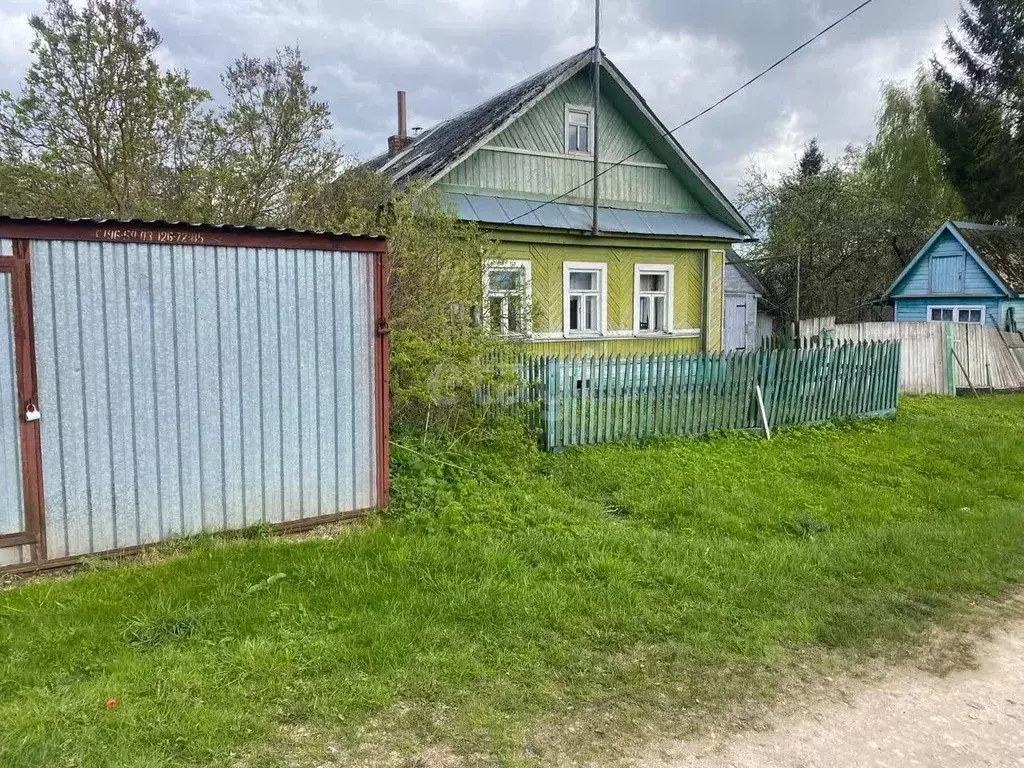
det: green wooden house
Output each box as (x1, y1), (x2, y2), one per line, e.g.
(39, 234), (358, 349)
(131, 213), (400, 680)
(367, 48), (754, 355)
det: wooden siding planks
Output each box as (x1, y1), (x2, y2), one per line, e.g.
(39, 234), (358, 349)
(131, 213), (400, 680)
(526, 336), (701, 357)
(436, 71), (704, 212)
(490, 238), (715, 344)
(893, 297), (1003, 329)
(440, 153), (701, 212)
(799, 319), (1024, 394)
(892, 229), (1004, 298)
(491, 72), (662, 163)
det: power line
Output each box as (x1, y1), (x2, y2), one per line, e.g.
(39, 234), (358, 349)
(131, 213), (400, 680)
(507, 0), (880, 225)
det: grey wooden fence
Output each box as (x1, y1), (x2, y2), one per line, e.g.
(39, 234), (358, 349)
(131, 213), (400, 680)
(799, 318), (1024, 395)
(487, 341), (901, 450)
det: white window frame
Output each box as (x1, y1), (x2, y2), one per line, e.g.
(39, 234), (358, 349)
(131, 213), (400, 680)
(633, 264), (674, 335)
(482, 259), (532, 337)
(563, 261), (607, 337)
(927, 304), (985, 325)
(564, 104), (594, 156)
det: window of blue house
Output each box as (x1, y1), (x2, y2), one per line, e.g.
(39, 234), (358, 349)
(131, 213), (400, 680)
(928, 305), (984, 324)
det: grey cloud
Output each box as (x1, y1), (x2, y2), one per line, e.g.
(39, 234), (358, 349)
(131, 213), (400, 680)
(0, 0), (962, 196)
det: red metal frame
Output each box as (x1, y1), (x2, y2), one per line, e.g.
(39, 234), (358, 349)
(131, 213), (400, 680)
(1, 242), (46, 563)
(373, 248), (392, 509)
(1, 506), (373, 576)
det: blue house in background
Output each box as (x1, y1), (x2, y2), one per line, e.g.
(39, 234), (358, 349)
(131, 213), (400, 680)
(885, 221), (1024, 331)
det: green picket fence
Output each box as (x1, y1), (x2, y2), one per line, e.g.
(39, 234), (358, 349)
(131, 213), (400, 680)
(486, 341), (901, 450)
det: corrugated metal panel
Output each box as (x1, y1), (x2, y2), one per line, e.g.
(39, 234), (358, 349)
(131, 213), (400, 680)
(0, 273), (26, 543)
(441, 193), (745, 239)
(31, 240), (378, 559)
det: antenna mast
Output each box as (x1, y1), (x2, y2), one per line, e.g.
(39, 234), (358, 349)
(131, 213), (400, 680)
(591, 0), (601, 235)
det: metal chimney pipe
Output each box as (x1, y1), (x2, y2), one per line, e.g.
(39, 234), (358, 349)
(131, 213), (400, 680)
(397, 91), (408, 139)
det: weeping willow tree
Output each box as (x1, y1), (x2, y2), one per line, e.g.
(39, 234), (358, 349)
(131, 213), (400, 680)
(864, 74), (965, 265)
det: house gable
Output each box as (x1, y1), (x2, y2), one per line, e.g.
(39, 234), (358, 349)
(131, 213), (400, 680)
(437, 71), (704, 214)
(371, 48), (753, 239)
(888, 224), (1008, 298)
(490, 71), (662, 163)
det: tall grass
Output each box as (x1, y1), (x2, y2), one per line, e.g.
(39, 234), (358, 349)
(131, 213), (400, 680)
(0, 397), (1022, 767)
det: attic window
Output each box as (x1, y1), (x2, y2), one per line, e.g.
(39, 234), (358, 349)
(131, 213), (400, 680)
(565, 106), (592, 155)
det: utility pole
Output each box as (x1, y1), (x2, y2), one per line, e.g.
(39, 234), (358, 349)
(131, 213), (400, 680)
(795, 252), (801, 335)
(591, 0), (601, 236)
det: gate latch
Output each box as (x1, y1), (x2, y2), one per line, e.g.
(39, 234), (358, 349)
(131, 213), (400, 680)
(24, 404), (40, 423)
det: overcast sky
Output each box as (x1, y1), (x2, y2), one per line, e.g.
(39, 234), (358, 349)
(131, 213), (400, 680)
(0, 0), (962, 198)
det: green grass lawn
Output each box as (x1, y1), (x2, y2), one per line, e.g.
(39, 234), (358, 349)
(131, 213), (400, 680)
(2, 397), (1024, 767)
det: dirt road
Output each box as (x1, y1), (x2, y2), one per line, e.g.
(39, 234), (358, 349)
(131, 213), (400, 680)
(637, 620), (1024, 768)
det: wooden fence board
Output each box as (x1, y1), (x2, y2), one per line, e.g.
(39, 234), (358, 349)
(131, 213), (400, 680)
(800, 319), (1024, 395)
(488, 340), (903, 450)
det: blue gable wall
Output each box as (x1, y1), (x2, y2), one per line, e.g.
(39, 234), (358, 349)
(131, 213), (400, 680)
(891, 229), (1005, 298)
(894, 297), (1003, 328)
(890, 226), (1013, 329)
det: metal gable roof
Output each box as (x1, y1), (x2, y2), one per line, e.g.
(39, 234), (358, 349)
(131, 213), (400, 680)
(366, 48), (753, 239)
(443, 192), (747, 239)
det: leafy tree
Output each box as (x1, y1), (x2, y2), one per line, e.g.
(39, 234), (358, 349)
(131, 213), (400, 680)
(0, 2), (339, 227)
(864, 75), (964, 263)
(742, 148), (891, 325)
(927, 0), (1024, 223)
(305, 179), (509, 432)
(0, 0), (211, 218)
(742, 73), (967, 327)
(301, 166), (393, 229)
(213, 47), (341, 226)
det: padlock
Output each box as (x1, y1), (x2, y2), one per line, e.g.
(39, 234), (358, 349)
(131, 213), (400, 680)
(25, 404), (40, 423)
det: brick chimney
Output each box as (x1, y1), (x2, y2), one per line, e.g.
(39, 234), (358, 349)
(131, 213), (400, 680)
(388, 91), (415, 157)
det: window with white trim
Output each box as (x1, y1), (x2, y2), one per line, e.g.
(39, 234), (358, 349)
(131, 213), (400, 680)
(563, 263), (605, 335)
(565, 106), (592, 154)
(928, 305), (984, 324)
(483, 260), (531, 336)
(634, 265), (674, 334)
